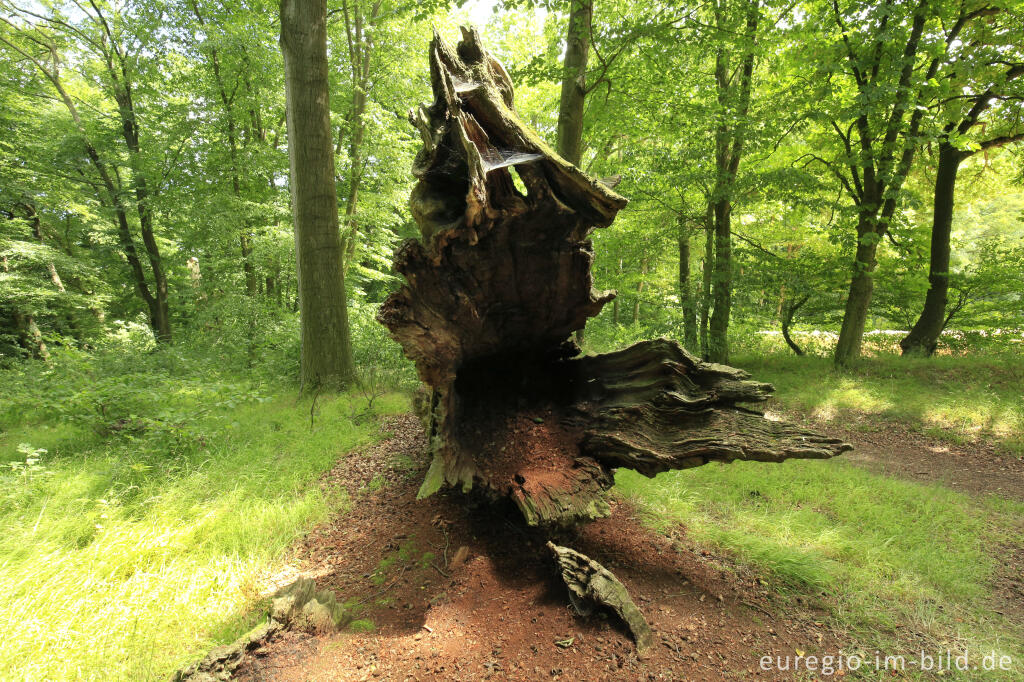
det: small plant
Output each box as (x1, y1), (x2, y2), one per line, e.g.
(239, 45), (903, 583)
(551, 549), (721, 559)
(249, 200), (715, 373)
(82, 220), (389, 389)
(8, 443), (49, 483)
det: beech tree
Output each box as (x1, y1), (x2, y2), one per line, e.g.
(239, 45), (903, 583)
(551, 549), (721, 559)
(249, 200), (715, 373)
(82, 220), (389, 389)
(1, 1), (173, 341)
(281, 0), (356, 388)
(901, 6), (1024, 355)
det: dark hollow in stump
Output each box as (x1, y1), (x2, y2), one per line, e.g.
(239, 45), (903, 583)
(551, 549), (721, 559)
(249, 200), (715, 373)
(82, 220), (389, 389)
(378, 27), (850, 529)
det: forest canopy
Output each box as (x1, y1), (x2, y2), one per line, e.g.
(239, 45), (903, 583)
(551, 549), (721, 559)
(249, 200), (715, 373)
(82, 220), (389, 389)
(2, 0), (1022, 369)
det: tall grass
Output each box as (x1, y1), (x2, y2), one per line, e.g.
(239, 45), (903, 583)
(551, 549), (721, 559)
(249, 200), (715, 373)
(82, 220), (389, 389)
(738, 353), (1024, 456)
(617, 461), (1024, 678)
(0, 345), (408, 680)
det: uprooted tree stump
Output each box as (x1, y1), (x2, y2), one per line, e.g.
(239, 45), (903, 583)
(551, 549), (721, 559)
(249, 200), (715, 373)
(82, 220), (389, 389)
(378, 27), (850, 647)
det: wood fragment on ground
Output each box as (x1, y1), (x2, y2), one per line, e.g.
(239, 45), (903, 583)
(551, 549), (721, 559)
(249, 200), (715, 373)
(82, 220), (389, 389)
(547, 541), (654, 652)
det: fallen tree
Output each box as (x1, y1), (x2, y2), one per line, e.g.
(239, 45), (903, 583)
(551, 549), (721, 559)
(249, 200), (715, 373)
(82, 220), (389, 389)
(378, 26), (850, 647)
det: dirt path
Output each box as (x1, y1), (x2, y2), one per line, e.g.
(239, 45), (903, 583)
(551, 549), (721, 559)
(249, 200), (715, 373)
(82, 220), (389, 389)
(790, 414), (1024, 502)
(234, 415), (844, 681)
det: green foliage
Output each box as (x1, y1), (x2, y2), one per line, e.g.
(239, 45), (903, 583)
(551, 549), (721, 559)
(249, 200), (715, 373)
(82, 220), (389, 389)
(0, 341), (409, 681)
(1, 1), (1023, 677)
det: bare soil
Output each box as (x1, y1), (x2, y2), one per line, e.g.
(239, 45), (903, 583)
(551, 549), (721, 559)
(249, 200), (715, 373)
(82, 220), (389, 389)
(234, 415), (845, 681)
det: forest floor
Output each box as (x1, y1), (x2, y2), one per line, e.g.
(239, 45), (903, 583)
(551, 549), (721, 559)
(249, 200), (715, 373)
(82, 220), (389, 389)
(4, 350), (1021, 680)
(233, 410), (1024, 681)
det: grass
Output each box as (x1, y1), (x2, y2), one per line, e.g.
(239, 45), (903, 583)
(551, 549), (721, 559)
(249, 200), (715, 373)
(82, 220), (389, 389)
(736, 353), (1024, 457)
(0, 347), (409, 681)
(618, 461), (1024, 678)
(4, 331), (1021, 680)
(617, 351), (1024, 680)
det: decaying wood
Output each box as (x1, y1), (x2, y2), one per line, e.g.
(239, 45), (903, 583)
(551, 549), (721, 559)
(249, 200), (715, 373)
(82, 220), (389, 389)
(547, 542), (654, 651)
(378, 27), (851, 529)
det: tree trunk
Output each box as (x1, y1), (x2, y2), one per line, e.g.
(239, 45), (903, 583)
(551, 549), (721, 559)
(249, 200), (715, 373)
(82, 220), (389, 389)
(133, 180), (172, 342)
(281, 0), (356, 389)
(900, 142), (965, 356)
(834, 221), (878, 367)
(556, 0), (591, 168)
(632, 257), (648, 324)
(699, 208), (713, 359)
(339, 0), (378, 268)
(679, 227), (698, 348)
(379, 29), (849, 530)
(705, 0), (757, 365)
(781, 293), (809, 356)
(557, 0), (592, 345)
(190, 0), (262, 296)
(708, 197), (731, 363)
(111, 78), (172, 342)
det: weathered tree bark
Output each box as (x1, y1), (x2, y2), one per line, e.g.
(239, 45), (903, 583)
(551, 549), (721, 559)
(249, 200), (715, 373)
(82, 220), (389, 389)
(379, 29), (849, 531)
(281, 0), (357, 389)
(548, 542), (653, 650)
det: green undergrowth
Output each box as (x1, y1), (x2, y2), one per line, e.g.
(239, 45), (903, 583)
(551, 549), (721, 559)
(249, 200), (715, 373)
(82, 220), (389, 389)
(617, 460), (1024, 679)
(0, 347), (409, 681)
(736, 353), (1024, 457)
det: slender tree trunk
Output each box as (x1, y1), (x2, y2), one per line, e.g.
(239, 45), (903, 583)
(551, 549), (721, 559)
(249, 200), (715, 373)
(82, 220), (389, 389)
(834, 218), (878, 366)
(557, 0), (592, 345)
(281, 0), (356, 389)
(699, 207), (714, 359)
(708, 197), (731, 363)
(339, 0), (377, 268)
(112, 79), (172, 341)
(705, 0), (757, 365)
(900, 142), (966, 356)
(781, 294), (809, 356)
(220, 85), (259, 296)
(679, 227), (697, 348)
(83, 154), (164, 333)
(556, 0), (591, 168)
(632, 257), (648, 325)
(192, 3), (260, 298)
(131, 178), (171, 341)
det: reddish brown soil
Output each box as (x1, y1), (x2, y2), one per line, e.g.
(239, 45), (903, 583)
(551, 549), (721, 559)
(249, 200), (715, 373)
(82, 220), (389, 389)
(461, 406), (584, 491)
(234, 415), (845, 681)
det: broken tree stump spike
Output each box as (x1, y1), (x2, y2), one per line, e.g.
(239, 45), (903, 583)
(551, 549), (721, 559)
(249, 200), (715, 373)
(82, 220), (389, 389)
(378, 27), (851, 527)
